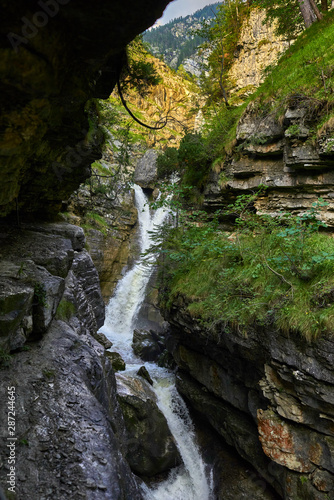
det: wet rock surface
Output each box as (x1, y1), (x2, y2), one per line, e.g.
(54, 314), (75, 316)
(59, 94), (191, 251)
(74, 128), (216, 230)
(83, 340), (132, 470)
(116, 373), (181, 477)
(67, 187), (139, 301)
(0, 223), (144, 499)
(193, 412), (280, 500)
(132, 328), (166, 361)
(106, 351), (126, 372)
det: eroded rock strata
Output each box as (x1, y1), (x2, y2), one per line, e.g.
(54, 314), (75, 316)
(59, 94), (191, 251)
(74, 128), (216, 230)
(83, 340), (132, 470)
(164, 296), (334, 499)
(204, 100), (334, 224)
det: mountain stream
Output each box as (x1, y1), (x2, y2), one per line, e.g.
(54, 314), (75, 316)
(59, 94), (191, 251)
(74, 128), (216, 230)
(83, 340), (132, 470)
(99, 184), (213, 500)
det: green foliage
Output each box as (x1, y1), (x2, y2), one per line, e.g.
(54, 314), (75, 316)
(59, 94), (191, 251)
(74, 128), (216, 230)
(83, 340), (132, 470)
(202, 104), (246, 157)
(178, 132), (211, 188)
(42, 368), (55, 379)
(122, 36), (162, 97)
(34, 283), (47, 307)
(152, 190), (334, 341)
(286, 123), (302, 137)
(157, 132), (212, 190)
(252, 9), (334, 104)
(255, 0), (332, 37)
(0, 348), (12, 367)
(254, 0), (303, 38)
(197, 0), (251, 103)
(157, 147), (179, 179)
(86, 212), (109, 235)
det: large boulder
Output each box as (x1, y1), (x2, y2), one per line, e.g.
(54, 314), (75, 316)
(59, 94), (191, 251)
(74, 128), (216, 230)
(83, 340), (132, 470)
(132, 328), (165, 362)
(116, 373), (181, 477)
(134, 150), (159, 189)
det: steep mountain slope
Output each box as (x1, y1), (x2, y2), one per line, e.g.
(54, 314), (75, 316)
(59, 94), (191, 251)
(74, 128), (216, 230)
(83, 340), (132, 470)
(143, 3), (220, 74)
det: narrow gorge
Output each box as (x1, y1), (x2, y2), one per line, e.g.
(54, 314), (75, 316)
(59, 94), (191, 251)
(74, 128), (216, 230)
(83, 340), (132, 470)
(1, 2), (334, 500)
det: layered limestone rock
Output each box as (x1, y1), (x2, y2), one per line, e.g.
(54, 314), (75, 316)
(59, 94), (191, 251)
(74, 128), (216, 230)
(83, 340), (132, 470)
(228, 9), (293, 95)
(204, 100), (334, 225)
(66, 187), (138, 301)
(0, 223), (145, 499)
(0, 0), (171, 219)
(164, 296), (334, 499)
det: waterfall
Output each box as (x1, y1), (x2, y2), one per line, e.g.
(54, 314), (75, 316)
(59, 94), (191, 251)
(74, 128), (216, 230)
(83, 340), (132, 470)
(142, 373), (213, 500)
(99, 184), (213, 500)
(101, 184), (169, 362)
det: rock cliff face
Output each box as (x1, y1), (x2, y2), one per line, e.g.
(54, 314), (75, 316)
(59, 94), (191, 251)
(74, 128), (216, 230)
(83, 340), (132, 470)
(0, 223), (146, 499)
(164, 296), (334, 499)
(204, 100), (334, 224)
(0, 0), (171, 219)
(228, 9), (293, 95)
(118, 56), (200, 148)
(66, 186), (138, 301)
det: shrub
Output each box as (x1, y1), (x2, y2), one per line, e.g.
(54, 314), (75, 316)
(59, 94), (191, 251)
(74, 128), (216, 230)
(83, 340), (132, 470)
(157, 147), (179, 179)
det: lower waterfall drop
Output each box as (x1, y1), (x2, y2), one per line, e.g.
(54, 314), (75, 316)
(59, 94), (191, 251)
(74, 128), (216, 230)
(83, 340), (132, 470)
(99, 184), (213, 500)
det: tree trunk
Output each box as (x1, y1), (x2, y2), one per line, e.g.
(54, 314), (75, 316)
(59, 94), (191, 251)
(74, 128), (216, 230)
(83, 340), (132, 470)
(331, 0), (334, 9)
(309, 0), (324, 19)
(321, 0), (328, 11)
(298, 0), (317, 27)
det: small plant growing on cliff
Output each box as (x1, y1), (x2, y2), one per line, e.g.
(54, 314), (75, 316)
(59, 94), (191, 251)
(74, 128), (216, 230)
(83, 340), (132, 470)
(56, 299), (76, 321)
(0, 348), (12, 367)
(286, 123), (302, 137)
(33, 283), (47, 307)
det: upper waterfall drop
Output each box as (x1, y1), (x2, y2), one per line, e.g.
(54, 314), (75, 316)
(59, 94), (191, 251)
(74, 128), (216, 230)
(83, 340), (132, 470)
(100, 184), (170, 361)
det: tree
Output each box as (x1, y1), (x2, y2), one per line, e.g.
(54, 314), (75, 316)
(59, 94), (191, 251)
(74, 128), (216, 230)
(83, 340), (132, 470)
(321, 0), (328, 11)
(196, 0), (251, 103)
(298, 0), (318, 27)
(255, 0), (329, 36)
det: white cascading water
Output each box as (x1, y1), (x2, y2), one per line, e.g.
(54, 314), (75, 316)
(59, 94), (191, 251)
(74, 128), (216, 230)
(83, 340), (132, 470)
(143, 374), (213, 500)
(99, 184), (213, 500)
(101, 184), (170, 363)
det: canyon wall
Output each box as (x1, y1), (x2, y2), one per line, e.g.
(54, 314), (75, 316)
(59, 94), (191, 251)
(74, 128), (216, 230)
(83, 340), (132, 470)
(164, 296), (334, 499)
(228, 8), (293, 95)
(0, 223), (145, 499)
(159, 10), (334, 500)
(204, 100), (334, 225)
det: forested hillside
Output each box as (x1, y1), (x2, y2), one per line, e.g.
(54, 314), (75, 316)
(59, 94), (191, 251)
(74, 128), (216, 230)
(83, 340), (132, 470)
(143, 3), (220, 74)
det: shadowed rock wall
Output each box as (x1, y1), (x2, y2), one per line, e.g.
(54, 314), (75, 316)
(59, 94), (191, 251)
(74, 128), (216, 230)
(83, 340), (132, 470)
(0, 0), (171, 218)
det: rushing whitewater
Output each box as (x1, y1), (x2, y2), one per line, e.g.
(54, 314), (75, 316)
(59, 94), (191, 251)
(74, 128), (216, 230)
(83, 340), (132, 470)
(99, 184), (213, 500)
(142, 373), (213, 500)
(101, 184), (170, 361)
